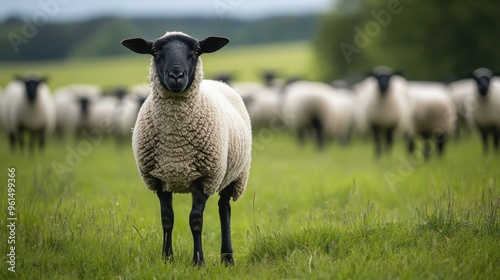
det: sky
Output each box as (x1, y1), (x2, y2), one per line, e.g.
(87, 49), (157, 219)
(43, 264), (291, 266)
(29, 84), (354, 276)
(1, 0), (334, 22)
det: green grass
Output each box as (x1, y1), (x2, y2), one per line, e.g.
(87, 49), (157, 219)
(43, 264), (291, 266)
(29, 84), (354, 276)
(1, 132), (499, 279)
(0, 43), (499, 278)
(0, 42), (317, 89)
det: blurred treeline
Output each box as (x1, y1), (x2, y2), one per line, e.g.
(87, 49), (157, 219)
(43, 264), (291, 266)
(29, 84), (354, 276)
(0, 15), (318, 61)
(314, 0), (500, 81)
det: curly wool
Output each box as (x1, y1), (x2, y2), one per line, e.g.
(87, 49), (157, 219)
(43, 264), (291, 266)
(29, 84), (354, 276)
(132, 32), (252, 200)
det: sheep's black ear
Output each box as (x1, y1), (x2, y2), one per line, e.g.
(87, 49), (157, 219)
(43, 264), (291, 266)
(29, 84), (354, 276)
(121, 38), (154, 55)
(198, 37), (230, 54)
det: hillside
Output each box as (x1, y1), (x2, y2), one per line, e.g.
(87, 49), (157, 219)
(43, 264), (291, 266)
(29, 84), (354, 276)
(0, 14), (319, 61)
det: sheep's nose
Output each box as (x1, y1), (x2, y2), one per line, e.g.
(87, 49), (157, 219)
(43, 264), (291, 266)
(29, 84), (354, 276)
(168, 69), (185, 82)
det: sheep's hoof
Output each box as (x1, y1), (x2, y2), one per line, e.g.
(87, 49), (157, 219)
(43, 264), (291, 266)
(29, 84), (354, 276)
(162, 253), (173, 263)
(221, 254), (234, 266)
(192, 258), (205, 267)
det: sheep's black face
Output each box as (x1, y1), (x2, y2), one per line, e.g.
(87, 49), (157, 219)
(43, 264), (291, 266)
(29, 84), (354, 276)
(24, 79), (43, 103)
(373, 73), (392, 95)
(152, 35), (200, 93)
(472, 68), (493, 99)
(121, 33), (230, 94)
(473, 75), (491, 98)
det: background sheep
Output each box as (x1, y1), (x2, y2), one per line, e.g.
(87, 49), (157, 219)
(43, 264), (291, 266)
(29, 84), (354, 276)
(447, 78), (476, 139)
(1, 74), (56, 153)
(112, 84), (150, 144)
(282, 80), (354, 149)
(355, 66), (411, 157)
(54, 84), (102, 141)
(406, 82), (456, 158)
(121, 31), (252, 265)
(466, 68), (500, 153)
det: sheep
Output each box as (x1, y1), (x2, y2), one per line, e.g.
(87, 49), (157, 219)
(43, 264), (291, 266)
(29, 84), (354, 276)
(354, 66), (411, 157)
(54, 84), (101, 141)
(467, 68), (500, 153)
(406, 82), (456, 158)
(112, 85), (150, 144)
(447, 79), (476, 139)
(121, 31), (252, 265)
(281, 80), (354, 149)
(1, 74), (56, 153)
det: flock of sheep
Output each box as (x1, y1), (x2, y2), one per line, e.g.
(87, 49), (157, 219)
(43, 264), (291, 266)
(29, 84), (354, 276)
(0, 75), (149, 153)
(230, 66), (500, 157)
(1, 30), (498, 266)
(0, 66), (498, 158)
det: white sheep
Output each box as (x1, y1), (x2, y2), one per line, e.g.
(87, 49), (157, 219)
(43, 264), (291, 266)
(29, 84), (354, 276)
(112, 85), (149, 144)
(354, 66), (411, 156)
(54, 84), (101, 140)
(447, 79), (477, 139)
(1, 75), (56, 153)
(282, 80), (354, 149)
(406, 82), (456, 158)
(466, 68), (500, 153)
(121, 31), (252, 265)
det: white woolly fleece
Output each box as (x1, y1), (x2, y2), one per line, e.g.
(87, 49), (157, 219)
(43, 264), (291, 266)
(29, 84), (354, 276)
(132, 32), (252, 200)
(2, 79), (56, 138)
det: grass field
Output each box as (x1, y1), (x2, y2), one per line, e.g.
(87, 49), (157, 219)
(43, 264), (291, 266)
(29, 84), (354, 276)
(1, 42), (499, 279)
(0, 42), (318, 89)
(1, 130), (499, 279)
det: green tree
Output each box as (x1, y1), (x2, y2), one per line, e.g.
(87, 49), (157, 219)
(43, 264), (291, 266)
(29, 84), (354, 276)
(314, 0), (500, 81)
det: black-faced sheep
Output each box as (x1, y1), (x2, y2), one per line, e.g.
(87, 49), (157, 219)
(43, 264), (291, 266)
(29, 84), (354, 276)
(355, 66), (410, 157)
(406, 82), (456, 158)
(1, 74), (56, 153)
(121, 31), (252, 265)
(467, 68), (500, 153)
(282, 80), (355, 149)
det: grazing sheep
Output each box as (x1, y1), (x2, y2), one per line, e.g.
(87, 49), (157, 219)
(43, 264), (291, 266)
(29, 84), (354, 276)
(406, 82), (456, 158)
(282, 80), (354, 149)
(121, 31), (252, 265)
(467, 68), (500, 153)
(1, 74), (56, 153)
(355, 66), (411, 156)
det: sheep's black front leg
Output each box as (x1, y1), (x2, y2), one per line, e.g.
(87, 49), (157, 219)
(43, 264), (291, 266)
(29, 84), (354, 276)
(493, 129), (500, 153)
(385, 128), (394, 153)
(219, 184), (234, 265)
(436, 134), (446, 156)
(372, 126), (381, 157)
(311, 117), (324, 150)
(156, 184), (174, 261)
(190, 182), (208, 266)
(480, 128), (488, 154)
(408, 138), (415, 154)
(9, 133), (16, 152)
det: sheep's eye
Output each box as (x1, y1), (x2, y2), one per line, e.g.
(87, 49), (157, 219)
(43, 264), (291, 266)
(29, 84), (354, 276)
(152, 48), (158, 55)
(193, 48), (201, 56)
